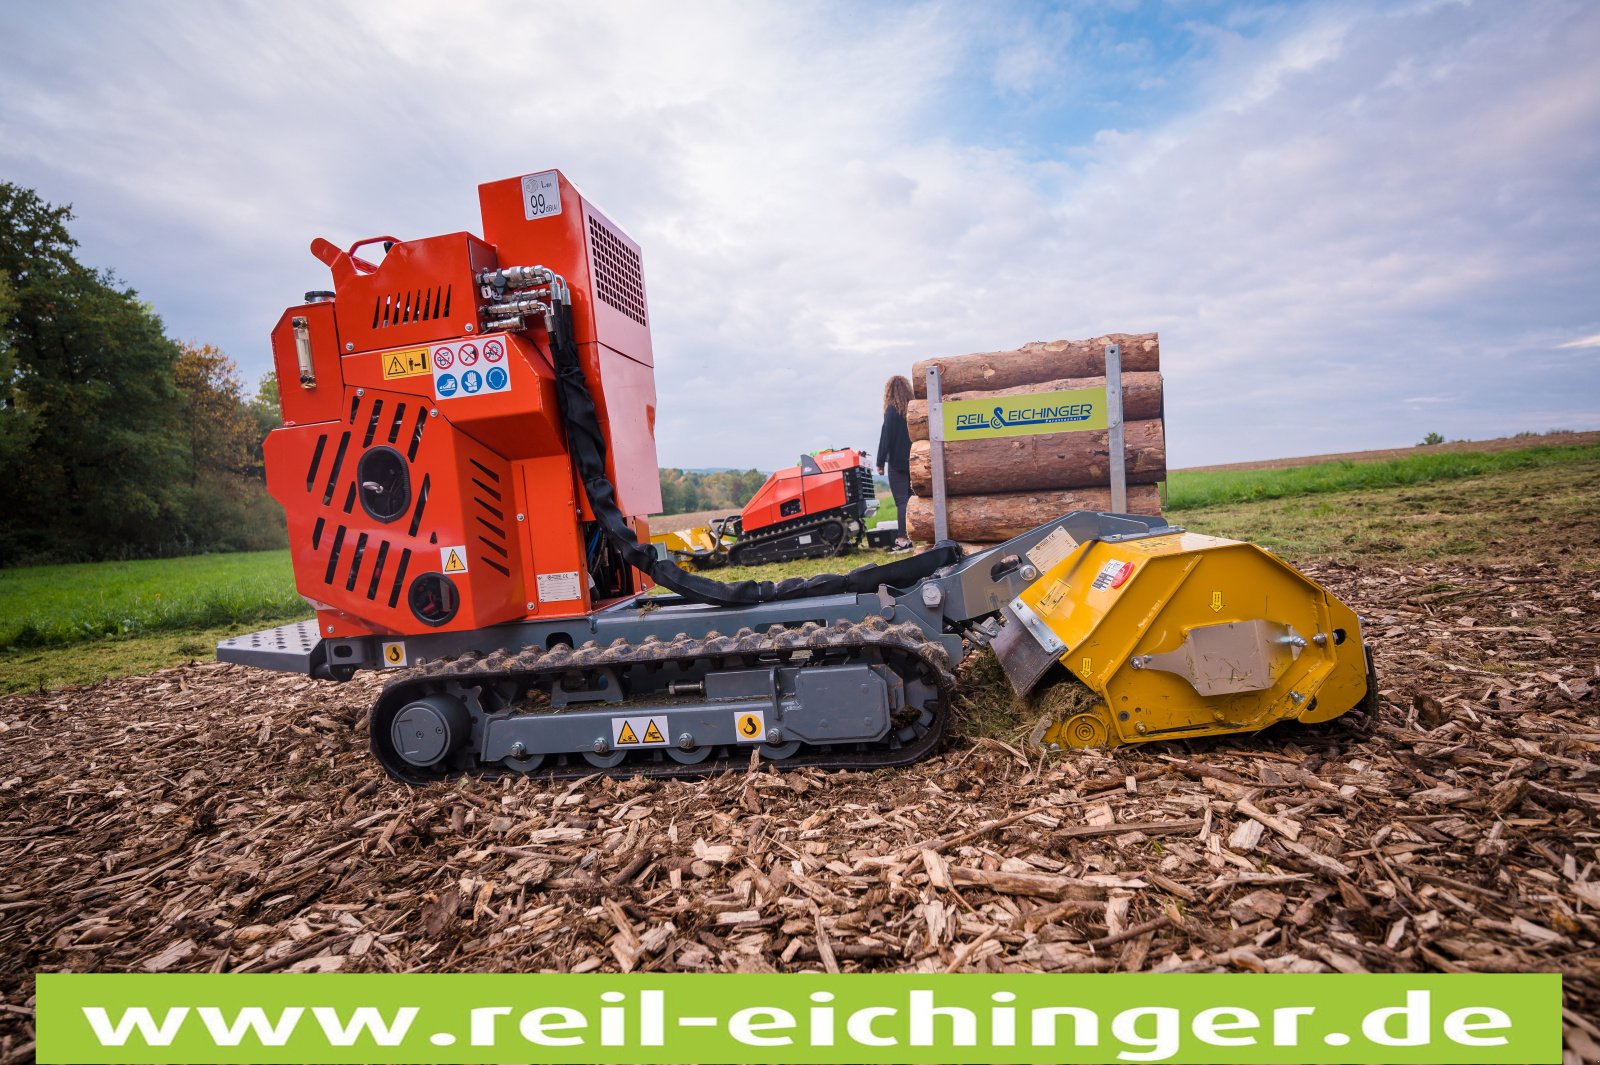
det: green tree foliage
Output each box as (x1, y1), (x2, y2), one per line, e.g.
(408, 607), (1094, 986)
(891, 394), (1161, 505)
(656, 468), (769, 515)
(0, 183), (282, 564)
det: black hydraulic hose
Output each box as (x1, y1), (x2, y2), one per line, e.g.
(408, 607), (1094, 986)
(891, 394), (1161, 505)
(544, 302), (963, 607)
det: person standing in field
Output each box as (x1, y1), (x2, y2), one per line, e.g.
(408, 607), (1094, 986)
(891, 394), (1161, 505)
(876, 375), (914, 552)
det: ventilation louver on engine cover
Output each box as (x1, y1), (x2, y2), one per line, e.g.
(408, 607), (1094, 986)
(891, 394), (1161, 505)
(587, 216), (647, 326)
(372, 286), (452, 329)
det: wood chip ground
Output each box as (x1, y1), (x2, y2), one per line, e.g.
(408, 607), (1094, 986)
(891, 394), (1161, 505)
(2, 560), (1597, 1062)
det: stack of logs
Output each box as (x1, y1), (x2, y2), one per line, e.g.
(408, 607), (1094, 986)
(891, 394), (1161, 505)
(905, 333), (1165, 544)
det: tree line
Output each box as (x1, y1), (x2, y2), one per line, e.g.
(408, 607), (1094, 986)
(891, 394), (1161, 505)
(656, 468), (768, 516)
(0, 183), (283, 566)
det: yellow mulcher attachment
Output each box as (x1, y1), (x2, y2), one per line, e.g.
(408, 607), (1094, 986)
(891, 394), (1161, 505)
(650, 520), (734, 570)
(992, 524), (1377, 749)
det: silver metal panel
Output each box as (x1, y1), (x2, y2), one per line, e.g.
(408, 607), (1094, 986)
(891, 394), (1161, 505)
(1105, 343), (1127, 514)
(216, 620), (321, 673)
(1131, 620), (1304, 696)
(476, 663), (892, 760)
(992, 604), (1064, 696)
(927, 364), (949, 543)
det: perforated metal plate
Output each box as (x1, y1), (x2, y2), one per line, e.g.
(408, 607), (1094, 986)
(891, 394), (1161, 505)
(216, 619), (322, 673)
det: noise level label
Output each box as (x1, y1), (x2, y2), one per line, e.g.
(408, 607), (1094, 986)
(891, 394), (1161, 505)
(521, 170), (562, 220)
(440, 545), (469, 574)
(381, 347), (430, 380)
(380, 641), (407, 667)
(612, 715), (668, 747)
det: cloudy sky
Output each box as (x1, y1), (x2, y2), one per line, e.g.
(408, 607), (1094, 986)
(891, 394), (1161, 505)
(2, 0), (1596, 469)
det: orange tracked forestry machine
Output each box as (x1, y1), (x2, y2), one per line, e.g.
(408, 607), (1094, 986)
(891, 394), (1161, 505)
(221, 169), (1378, 783)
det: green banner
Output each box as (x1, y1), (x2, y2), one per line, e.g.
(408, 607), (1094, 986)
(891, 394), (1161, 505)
(35, 972), (1562, 1063)
(941, 386), (1108, 440)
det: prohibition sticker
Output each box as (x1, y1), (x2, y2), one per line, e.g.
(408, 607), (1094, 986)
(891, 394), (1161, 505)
(440, 545), (469, 574)
(457, 342), (479, 367)
(734, 710), (766, 743)
(381, 641), (407, 667)
(432, 345), (455, 370)
(483, 339), (505, 362)
(612, 715), (669, 747)
(382, 347), (430, 380)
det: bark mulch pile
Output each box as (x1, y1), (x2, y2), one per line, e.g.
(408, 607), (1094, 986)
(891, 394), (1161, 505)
(1, 559), (1597, 1062)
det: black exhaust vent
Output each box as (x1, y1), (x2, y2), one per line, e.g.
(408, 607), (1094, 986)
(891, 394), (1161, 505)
(407, 473), (431, 537)
(305, 434), (328, 492)
(365, 540), (391, 600)
(322, 432), (351, 506)
(362, 398), (385, 447)
(388, 548), (412, 609)
(407, 406), (427, 461)
(345, 532), (369, 591)
(588, 216), (647, 326)
(323, 525), (347, 585)
(372, 286), (451, 328)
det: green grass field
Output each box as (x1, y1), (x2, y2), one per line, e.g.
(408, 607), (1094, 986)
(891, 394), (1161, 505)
(0, 551), (302, 649)
(1164, 441), (1598, 510)
(3, 440), (1595, 694)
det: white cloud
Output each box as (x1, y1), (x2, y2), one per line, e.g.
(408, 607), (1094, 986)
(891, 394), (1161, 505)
(1, 0), (1596, 471)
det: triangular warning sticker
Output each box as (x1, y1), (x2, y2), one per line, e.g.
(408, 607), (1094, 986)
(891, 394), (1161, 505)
(616, 722), (639, 745)
(443, 549), (467, 573)
(641, 720), (665, 744)
(387, 355), (405, 374)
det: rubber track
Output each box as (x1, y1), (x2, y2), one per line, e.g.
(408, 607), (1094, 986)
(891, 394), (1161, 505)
(727, 513), (853, 566)
(371, 617), (957, 784)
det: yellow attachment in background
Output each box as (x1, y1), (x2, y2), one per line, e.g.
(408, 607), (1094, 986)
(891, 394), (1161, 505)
(649, 526), (727, 569)
(1017, 531), (1370, 749)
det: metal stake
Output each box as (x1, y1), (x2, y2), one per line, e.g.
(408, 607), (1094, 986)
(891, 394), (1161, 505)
(1105, 343), (1127, 513)
(927, 365), (949, 543)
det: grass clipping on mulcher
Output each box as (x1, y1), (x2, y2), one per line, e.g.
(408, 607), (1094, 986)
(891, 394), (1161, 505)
(951, 647), (1099, 745)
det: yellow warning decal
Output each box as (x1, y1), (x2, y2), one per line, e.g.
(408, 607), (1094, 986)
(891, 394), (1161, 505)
(381, 641), (407, 668)
(1211, 591), (1224, 613)
(611, 715), (669, 747)
(735, 710), (766, 743)
(440, 545), (469, 574)
(1038, 579), (1070, 614)
(1081, 656), (1093, 677)
(382, 346), (431, 380)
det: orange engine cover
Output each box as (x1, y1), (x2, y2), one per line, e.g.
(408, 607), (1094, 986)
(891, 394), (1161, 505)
(264, 171), (660, 639)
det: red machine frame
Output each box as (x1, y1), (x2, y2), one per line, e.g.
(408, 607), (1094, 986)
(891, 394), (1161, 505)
(263, 171), (661, 640)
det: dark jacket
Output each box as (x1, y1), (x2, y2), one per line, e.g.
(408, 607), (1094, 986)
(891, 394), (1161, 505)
(877, 407), (911, 473)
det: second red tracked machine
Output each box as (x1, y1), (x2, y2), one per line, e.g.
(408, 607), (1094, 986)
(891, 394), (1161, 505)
(724, 448), (876, 566)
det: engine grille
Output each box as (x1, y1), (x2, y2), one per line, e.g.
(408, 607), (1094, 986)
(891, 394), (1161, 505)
(588, 216), (646, 326)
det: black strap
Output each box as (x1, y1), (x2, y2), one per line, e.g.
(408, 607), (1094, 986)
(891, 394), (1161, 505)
(545, 302), (962, 607)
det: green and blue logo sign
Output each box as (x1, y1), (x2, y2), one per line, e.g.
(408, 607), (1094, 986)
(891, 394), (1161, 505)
(941, 386), (1108, 440)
